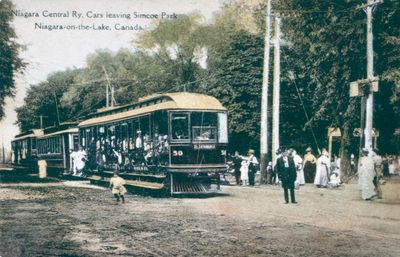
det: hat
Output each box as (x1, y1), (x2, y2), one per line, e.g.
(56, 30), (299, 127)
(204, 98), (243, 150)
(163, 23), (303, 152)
(362, 148), (369, 154)
(248, 149), (255, 155)
(306, 147), (312, 152)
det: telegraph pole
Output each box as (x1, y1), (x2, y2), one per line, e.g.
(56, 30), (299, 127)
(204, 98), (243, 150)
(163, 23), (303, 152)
(102, 65), (116, 107)
(102, 65), (110, 108)
(271, 15), (281, 167)
(39, 115), (48, 129)
(260, 0), (272, 184)
(364, 0), (379, 150)
(350, 0), (381, 153)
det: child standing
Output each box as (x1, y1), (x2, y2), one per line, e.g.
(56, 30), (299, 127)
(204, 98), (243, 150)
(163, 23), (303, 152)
(109, 172), (127, 203)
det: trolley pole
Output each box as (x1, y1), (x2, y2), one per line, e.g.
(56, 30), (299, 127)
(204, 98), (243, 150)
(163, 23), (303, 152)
(260, 0), (272, 184)
(271, 15), (281, 167)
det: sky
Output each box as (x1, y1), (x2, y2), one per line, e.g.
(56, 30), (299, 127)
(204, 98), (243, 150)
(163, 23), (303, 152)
(1, 0), (225, 149)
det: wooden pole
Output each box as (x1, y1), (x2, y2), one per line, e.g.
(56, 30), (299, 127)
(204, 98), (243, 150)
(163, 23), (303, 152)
(260, 0), (272, 183)
(272, 16), (281, 167)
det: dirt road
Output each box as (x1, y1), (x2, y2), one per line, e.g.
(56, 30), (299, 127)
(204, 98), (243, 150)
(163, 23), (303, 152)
(1, 173), (399, 256)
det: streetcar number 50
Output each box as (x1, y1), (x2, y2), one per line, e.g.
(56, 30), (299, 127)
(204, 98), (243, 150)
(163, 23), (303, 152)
(172, 150), (183, 156)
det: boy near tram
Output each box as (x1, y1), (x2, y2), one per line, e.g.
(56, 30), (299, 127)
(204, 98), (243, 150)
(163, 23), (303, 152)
(109, 172), (127, 203)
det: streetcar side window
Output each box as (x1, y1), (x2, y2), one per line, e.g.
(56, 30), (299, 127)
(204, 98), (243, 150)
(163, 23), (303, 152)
(56, 136), (61, 154)
(171, 113), (190, 141)
(218, 113), (228, 143)
(73, 135), (79, 150)
(31, 138), (37, 150)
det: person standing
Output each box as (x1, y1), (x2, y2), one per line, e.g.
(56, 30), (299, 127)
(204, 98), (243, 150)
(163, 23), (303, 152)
(267, 161), (274, 184)
(247, 149), (258, 186)
(350, 153), (357, 177)
(291, 149), (305, 188)
(240, 158), (249, 186)
(273, 148), (283, 184)
(372, 149), (383, 199)
(358, 149), (377, 200)
(303, 147), (317, 183)
(232, 151), (242, 185)
(276, 149), (297, 204)
(109, 172), (127, 203)
(314, 149), (330, 188)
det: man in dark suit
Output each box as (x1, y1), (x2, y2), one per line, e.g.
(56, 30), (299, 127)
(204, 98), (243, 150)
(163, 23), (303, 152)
(276, 148), (298, 204)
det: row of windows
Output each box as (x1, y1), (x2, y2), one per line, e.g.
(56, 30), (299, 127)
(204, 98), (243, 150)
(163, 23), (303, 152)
(80, 114), (156, 148)
(79, 111), (228, 149)
(37, 136), (62, 155)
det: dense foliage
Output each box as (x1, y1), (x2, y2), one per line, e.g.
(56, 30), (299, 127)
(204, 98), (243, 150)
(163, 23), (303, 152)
(0, 0), (24, 119)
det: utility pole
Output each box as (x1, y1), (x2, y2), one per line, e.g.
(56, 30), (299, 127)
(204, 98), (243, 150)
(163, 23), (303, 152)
(102, 65), (116, 107)
(271, 15), (281, 167)
(350, 0), (381, 153)
(53, 91), (61, 126)
(260, 0), (272, 184)
(39, 115), (48, 129)
(102, 65), (110, 108)
(364, 0), (379, 150)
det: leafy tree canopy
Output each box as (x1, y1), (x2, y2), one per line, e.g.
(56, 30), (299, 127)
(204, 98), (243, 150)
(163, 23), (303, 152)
(0, 0), (24, 119)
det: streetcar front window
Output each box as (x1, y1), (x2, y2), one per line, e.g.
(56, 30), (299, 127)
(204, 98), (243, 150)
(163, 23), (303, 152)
(191, 112), (218, 142)
(192, 126), (217, 142)
(171, 113), (189, 141)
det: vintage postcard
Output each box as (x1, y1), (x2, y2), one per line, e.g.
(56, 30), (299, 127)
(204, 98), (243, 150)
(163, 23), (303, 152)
(0, 0), (399, 256)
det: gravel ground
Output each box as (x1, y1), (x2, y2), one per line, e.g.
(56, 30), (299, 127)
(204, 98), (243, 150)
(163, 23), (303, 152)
(1, 171), (400, 257)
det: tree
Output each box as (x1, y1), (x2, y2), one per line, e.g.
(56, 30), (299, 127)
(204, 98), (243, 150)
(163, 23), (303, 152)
(136, 14), (208, 91)
(0, 0), (24, 119)
(16, 69), (82, 130)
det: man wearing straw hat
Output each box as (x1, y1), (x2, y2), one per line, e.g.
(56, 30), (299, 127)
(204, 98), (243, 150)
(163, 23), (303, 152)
(303, 147), (317, 183)
(247, 149), (258, 186)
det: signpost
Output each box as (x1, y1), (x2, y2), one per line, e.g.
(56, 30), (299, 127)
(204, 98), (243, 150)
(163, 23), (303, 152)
(327, 128), (341, 162)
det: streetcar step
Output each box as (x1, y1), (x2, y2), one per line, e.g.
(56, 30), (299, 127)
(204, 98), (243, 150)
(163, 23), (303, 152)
(171, 180), (218, 195)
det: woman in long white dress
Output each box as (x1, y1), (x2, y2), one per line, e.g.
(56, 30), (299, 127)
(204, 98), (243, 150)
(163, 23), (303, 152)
(358, 149), (377, 200)
(292, 150), (305, 187)
(314, 149), (330, 188)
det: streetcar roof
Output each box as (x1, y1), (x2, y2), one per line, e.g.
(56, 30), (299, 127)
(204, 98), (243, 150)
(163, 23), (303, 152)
(12, 129), (44, 141)
(79, 92), (226, 127)
(37, 128), (79, 139)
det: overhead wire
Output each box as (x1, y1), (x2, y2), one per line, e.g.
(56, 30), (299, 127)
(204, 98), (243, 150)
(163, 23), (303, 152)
(280, 49), (321, 153)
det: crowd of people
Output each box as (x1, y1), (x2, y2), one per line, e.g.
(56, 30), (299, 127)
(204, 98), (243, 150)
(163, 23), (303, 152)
(90, 131), (170, 171)
(230, 147), (340, 188)
(69, 131), (171, 176)
(229, 145), (391, 202)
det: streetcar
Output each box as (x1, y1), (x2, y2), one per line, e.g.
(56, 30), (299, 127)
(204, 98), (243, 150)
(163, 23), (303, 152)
(36, 122), (79, 174)
(78, 92), (228, 194)
(11, 129), (43, 170)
